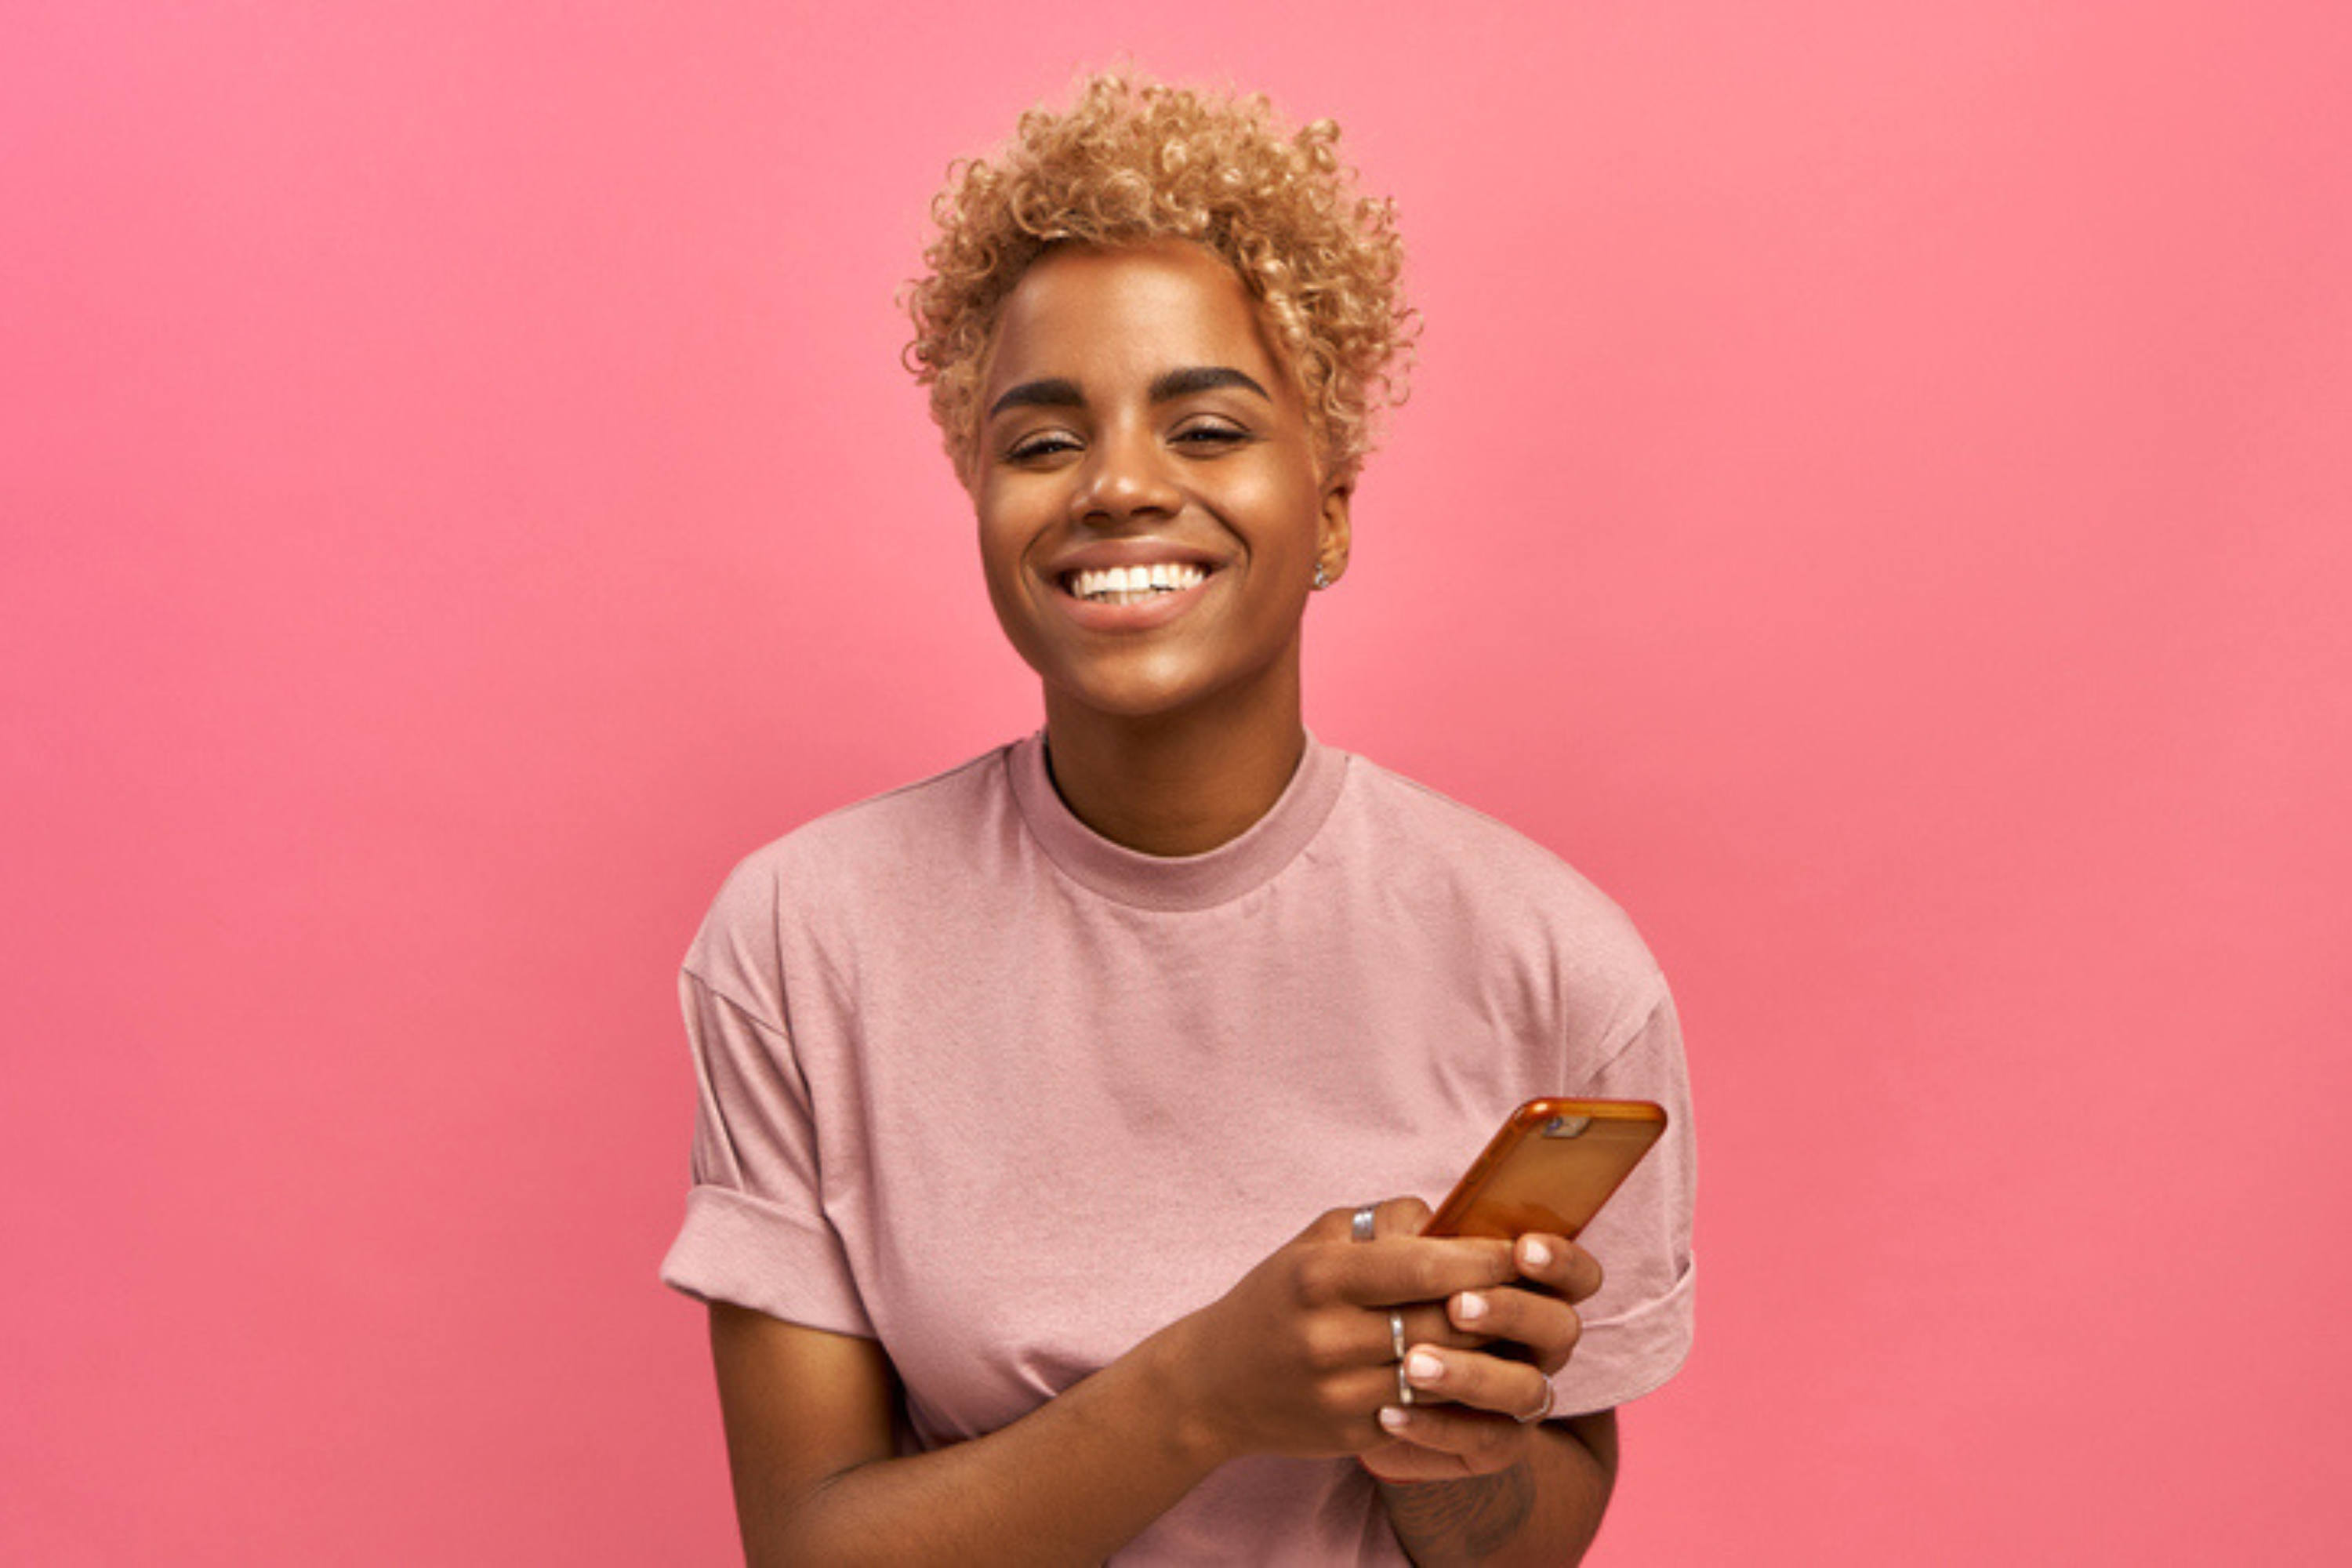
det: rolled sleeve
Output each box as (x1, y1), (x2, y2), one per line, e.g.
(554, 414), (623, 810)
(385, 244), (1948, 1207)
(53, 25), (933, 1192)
(1549, 1250), (1694, 1417)
(661, 1184), (875, 1337)
(660, 964), (872, 1337)
(1551, 990), (1697, 1416)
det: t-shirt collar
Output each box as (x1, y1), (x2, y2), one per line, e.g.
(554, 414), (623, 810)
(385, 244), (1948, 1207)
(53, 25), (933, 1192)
(1006, 729), (1348, 911)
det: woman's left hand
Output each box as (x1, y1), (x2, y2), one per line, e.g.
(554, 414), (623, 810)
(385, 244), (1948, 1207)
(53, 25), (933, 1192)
(1357, 1224), (1603, 1484)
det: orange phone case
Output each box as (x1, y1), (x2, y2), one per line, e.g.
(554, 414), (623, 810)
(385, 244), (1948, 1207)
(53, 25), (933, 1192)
(1423, 1098), (1668, 1241)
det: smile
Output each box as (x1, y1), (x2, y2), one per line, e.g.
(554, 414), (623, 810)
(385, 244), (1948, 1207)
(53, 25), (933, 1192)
(1063, 563), (1208, 605)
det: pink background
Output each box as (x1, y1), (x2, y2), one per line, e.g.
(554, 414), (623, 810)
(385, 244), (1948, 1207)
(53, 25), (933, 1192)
(5, 2), (2347, 1562)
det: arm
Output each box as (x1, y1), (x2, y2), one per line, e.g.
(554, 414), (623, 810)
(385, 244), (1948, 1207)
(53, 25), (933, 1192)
(1362, 1221), (1624, 1566)
(1376, 1412), (1616, 1567)
(709, 1305), (1217, 1566)
(705, 1206), (1532, 1566)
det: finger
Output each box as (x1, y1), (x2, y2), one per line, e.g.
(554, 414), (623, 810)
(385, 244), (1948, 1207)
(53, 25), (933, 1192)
(1338, 1238), (1519, 1308)
(1515, 1234), (1604, 1305)
(1447, 1284), (1581, 1374)
(1362, 1301), (1483, 1370)
(1321, 1307), (1494, 1430)
(1398, 1343), (1554, 1422)
(1313, 1195), (1435, 1247)
(1370, 1402), (1532, 1477)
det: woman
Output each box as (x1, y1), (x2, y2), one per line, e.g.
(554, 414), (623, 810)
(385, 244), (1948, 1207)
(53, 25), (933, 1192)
(662, 73), (1694, 1566)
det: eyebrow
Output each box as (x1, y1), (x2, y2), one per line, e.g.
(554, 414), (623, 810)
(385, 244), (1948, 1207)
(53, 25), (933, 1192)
(1149, 365), (1272, 404)
(986, 365), (1273, 419)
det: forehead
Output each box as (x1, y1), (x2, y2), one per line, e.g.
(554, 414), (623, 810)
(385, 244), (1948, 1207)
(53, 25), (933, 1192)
(984, 241), (1291, 398)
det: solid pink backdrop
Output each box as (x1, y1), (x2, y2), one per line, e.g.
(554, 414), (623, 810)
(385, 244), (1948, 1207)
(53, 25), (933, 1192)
(5, 2), (2347, 1563)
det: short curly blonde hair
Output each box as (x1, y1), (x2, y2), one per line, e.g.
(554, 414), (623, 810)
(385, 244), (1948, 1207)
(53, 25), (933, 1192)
(906, 71), (1415, 486)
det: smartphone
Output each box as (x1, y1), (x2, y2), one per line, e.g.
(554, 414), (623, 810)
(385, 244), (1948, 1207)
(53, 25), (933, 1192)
(1423, 1098), (1667, 1241)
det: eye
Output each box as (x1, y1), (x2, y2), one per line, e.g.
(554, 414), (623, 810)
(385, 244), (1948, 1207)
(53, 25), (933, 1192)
(1171, 419), (1251, 452)
(1004, 430), (1081, 463)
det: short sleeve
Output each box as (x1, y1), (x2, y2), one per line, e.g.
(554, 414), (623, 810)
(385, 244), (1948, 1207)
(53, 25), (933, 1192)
(658, 967), (875, 1338)
(1547, 990), (1696, 1417)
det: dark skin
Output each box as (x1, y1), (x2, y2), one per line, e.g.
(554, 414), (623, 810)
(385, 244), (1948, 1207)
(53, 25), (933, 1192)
(707, 241), (1621, 1565)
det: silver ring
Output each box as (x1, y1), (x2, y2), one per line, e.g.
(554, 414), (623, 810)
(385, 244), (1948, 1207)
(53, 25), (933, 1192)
(1388, 1308), (1407, 1363)
(1351, 1205), (1377, 1243)
(1515, 1379), (1556, 1425)
(1396, 1362), (1416, 1406)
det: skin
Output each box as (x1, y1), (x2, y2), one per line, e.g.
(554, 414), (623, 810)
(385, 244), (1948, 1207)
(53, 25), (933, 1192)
(706, 241), (1621, 1565)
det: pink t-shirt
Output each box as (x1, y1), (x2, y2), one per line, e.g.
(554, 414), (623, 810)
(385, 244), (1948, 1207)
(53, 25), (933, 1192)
(662, 733), (1695, 1563)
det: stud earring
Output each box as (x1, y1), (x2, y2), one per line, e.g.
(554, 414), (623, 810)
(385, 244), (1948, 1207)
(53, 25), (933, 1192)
(1312, 562), (1332, 591)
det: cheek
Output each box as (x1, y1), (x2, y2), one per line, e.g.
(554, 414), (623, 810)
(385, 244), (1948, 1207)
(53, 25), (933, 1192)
(972, 516), (1051, 648)
(973, 498), (1028, 582)
(1247, 479), (1329, 563)
(976, 535), (1033, 633)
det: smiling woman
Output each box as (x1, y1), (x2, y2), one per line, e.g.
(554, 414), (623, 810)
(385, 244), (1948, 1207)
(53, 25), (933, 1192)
(659, 72), (1695, 1566)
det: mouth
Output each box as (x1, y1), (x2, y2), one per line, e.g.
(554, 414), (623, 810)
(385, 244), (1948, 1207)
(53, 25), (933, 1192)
(1060, 562), (1210, 606)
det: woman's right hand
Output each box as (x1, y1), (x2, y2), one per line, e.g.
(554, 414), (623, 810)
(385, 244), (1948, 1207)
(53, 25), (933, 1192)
(1150, 1198), (1523, 1465)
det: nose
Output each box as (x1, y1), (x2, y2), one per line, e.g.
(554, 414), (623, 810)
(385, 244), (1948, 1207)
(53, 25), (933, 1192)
(1069, 423), (1181, 525)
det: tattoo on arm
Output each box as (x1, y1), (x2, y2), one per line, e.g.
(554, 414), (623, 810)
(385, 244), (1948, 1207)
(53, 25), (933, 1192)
(1381, 1461), (1535, 1562)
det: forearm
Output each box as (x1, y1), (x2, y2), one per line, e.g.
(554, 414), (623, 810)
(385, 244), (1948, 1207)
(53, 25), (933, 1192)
(735, 1327), (1219, 1566)
(1377, 1412), (1617, 1567)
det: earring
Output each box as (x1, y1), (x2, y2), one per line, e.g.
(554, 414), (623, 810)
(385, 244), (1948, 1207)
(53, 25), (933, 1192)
(1312, 561), (1332, 591)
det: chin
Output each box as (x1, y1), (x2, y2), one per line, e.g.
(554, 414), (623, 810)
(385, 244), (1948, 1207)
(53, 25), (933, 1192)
(1054, 681), (1210, 723)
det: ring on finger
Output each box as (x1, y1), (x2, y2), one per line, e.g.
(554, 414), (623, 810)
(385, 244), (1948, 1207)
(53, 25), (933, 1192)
(1352, 1204), (1377, 1243)
(1396, 1361), (1416, 1406)
(1388, 1308), (1407, 1363)
(1515, 1378), (1555, 1425)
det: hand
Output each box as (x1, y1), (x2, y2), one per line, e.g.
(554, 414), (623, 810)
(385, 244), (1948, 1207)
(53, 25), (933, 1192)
(1152, 1200), (1520, 1465)
(1358, 1226), (1604, 1485)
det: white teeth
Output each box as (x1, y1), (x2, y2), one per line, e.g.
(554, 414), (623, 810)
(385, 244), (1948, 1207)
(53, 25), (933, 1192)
(1069, 563), (1206, 602)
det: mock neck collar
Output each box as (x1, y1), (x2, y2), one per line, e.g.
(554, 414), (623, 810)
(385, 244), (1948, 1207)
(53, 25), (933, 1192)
(1006, 730), (1348, 912)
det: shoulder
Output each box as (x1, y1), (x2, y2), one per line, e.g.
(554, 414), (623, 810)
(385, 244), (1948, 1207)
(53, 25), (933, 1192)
(685, 744), (1016, 992)
(1334, 751), (1628, 915)
(726, 746), (1008, 887)
(1327, 750), (1666, 997)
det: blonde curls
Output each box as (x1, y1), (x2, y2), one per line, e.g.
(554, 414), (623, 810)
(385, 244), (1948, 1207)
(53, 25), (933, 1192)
(905, 71), (1416, 485)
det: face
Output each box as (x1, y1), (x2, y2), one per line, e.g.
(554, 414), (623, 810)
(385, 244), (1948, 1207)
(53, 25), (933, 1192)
(971, 240), (1350, 730)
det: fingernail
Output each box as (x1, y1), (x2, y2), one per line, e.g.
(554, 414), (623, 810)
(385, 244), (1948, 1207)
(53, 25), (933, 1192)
(1380, 1405), (1412, 1432)
(1522, 1240), (1553, 1270)
(1406, 1351), (1443, 1385)
(1455, 1291), (1488, 1323)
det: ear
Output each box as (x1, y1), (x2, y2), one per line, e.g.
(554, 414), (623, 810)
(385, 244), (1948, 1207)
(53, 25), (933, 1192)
(1315, 477), (1355, 587)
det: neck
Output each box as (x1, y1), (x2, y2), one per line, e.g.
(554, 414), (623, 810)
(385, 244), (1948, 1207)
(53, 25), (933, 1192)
(1042, 673), (1306, 858)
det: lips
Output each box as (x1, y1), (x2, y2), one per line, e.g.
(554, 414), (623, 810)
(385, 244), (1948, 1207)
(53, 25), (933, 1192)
(1043, 548), (1221, 633)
